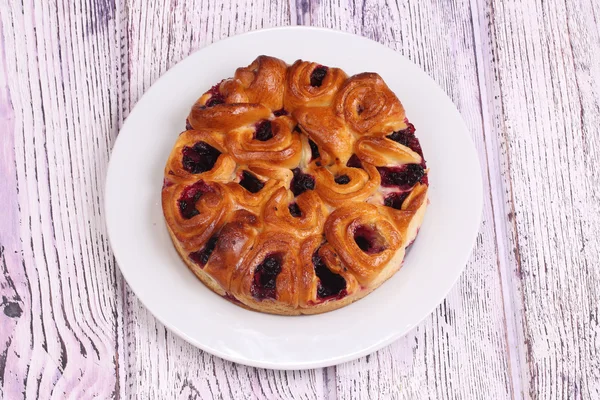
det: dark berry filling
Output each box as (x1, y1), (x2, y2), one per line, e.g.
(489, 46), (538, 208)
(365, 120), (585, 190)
(205, 97), (224, 107)
(223, 293), (242, 304)
(310, 66), (329, 87)
(313, 252), (347, 300)
(251, 254), (283, 300)
(178, 180), (213, 219)
(377, 164), (425, 190)
(386, 123), (424, 158)
(182, 141), (221, 174)
(384, 192), (410, 210)
(185, 119), (193, 130)
(189, 235), (219, 266)
(334, 174), (351, 185)
(254, 120), (273, 141)
(273, 108), (288, 117)
(290, 168), (315, 196)
(288, 203), (302, 218)
(346, 154), (363, 169)
(309, 139), (320, 160)
(294, 125), (302, 133)
(239, 171), (265, 193)
(353, 225), (387, 254)
(204, 83), (225, 107)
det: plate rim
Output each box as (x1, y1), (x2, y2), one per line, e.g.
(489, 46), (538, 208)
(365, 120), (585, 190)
(105, 25), (484, 370)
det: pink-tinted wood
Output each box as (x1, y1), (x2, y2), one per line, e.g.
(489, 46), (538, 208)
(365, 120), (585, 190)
(1, 0), (599, 399)
(0, 0), (126, 398)
(475, 0), (600, 398)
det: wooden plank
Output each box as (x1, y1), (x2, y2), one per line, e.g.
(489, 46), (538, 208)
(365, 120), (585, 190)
(475, 0), (600, 398)
(0, 0), (126, 398)
(307, 0), (514, 398)
(121, 1), (326, 399)
(6, 1), (598, 398)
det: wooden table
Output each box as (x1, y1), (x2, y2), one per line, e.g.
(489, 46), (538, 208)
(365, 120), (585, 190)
(1, 1), (599, 398)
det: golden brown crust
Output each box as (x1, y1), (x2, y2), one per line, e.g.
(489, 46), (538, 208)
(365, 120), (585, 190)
(284, 60), (348, 112)
(203, 209), (260, 290)
(230, 231), (301, 312)
(333, 73), (406, 135)
(188, 103), (271, 131)
(225, 115), (302, 169)
(221, 55), (288, 110)
(355, 136), (422, 167)
(164, 130), (235, 183)
(263, 188), (327, 239)
(324, 203), (402, 285)
(162, 55), (429, 315)
(293, 106), (354, 165)
(162, 180), (232, 252)
(312, 161), (381, 207)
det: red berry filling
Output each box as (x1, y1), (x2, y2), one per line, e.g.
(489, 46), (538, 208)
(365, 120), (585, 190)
(346, 154), (363, 169)
(334, 174), (351, 185)
(353, 225), (387, 254)
(384, 192), (410, 210)
(182, 141), (221, 174)
(386, 123), (425, 160)
(251, 254), (283, 300)
(163, 178), (173, 189)
(254, 120), (273, 141)
(377, 164), (425, 190)
(204, 83), (225, 107)
(310, 66), (329, 87)
(313, 252), (347, 300)
(273, 108), (288, 116)
(239, 171), (265, 193)
(189, 235), (219, 266)
(178, 180), (213, 219)
(290, 168), (315, 196)
(223, 293), (242, 304)
(288, 203), (302, 217)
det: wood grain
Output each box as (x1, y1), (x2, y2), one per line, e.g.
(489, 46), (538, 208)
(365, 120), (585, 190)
(2, 0), (600, 398)
(0, 0), (125, 398)
(475, 0), (600, 398)
(308, 0), (513, 398)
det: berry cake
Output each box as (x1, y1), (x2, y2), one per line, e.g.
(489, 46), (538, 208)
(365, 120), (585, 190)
(162, 56), (429, 315)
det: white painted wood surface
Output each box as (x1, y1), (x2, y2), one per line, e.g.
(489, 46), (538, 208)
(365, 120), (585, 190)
(0, 0), (598, 399)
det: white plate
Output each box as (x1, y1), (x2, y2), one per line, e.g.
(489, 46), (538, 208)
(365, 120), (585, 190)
(105, 27), (483, 369)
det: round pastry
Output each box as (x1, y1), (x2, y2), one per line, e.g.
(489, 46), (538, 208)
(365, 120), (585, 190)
(162, 56), (429, 315)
